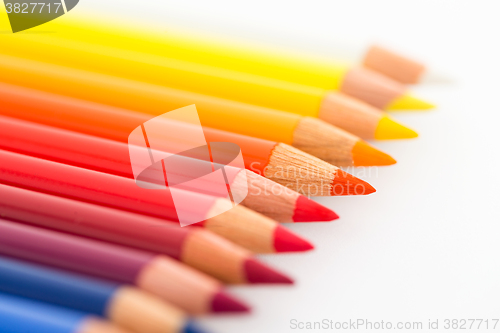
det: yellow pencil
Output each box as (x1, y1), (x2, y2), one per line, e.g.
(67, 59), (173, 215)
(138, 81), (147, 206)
(0, 54), (396, 170)
(27, 17), (433, 110)
(0, 32), (420, 139)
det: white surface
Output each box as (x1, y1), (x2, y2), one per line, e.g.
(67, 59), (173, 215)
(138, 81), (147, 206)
(65, 1), (500, 331)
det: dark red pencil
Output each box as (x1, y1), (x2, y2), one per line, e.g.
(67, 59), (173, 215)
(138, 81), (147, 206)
(0, 183), (293, 284)
(0, 218), (249, 314)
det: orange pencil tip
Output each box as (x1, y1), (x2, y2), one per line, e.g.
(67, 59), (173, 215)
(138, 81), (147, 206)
(331, 170), (376, 196)
(352, 141), (397, 167)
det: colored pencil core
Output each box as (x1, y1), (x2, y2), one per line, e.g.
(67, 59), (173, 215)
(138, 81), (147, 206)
(374, 116), (419, 140)
(292, 196), (339, 222)
(244, 258), (294, 284)
(351, 141), (397, 166)
(211, 291), (250, 313)
(273, 225), (315, 252)
(332, 171), (376, 196)
(386, 94), (435, 110)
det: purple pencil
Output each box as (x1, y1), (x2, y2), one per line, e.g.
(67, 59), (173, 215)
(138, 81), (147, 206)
(0, 218), (248, 314)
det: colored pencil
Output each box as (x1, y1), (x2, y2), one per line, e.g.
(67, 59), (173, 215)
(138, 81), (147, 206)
(0, 56), (398, 171)
(362, 45), (434, 85)
(0, 183), (301, 283)
(0, 83), (379, 196)
(0, 256), (208, 333)
(6, 17), (433, 110)
(0, 219), (254, 313)
(0, 115), (338, 223)
(0, 149), (317, 251)
(72, 18), (439, 84)
(0, 292), (130, 333)
(316, 92), (417, 140)
(0, 36), (430, 124)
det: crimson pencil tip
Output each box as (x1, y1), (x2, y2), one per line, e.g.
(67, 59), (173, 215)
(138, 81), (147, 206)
(293, 196), (339, 222)
(244, 258), (294, 284)
(211, 291), (250, 313)
(273, 225), (314, 252)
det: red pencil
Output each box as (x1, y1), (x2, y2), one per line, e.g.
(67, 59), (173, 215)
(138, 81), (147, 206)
(0, 115), (337, 223)
(0, 183), (293, 284)
(0, 82), (375, 196)
(0, 149), (313, 253)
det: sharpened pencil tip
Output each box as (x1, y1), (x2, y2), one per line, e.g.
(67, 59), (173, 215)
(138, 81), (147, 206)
(374, 116), (418, 140)
(293, 196), (339, 222)
(351, 140), (397, 166)
(331, 170), (376, 196)
(244, 258), (294, 284)
(273, 225), (314, 252)
(183, 320), (213, 333)
(211, 291), (250, 313)
(386, 93), (435, 110)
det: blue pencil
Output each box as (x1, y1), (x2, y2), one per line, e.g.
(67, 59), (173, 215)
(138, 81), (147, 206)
(0, 255), (208, 333)
(0, 292), (126, 333)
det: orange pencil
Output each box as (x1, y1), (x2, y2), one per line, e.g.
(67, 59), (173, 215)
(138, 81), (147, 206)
(0, 56), (398, 167)
(0, 82), (376, 196)
(0, 115), (339, 222)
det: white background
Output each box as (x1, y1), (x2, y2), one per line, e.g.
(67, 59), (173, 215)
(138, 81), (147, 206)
(35, 1), (500, 332)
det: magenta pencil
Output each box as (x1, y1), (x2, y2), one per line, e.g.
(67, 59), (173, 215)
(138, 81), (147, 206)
(0, 183), (293, 284)
(0, 218), (252, 314)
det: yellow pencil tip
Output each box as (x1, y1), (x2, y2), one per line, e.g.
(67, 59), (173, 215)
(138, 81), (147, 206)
(351, 140), (397, 166)
(374, 116), (419, 140)
(386, 94), (435, 110)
